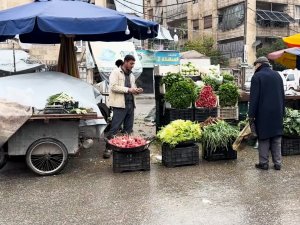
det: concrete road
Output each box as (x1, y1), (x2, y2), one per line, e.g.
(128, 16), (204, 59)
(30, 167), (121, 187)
(1, 98), (300, 225)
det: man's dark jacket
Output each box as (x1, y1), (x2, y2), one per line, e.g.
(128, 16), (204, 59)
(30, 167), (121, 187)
(248, 64), (285, 140)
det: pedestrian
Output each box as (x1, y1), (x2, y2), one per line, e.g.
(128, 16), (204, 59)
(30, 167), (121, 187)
(115, 59), (123, 68)
(103, 55), (143, 158)
(248, 56), (285, 170)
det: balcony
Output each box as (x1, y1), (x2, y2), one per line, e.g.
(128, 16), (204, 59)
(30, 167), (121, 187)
(256, 25), (289, 37)
(166, 5), (187, 23)
(217, 25), (245, 41)
(217, 0), (244, 9)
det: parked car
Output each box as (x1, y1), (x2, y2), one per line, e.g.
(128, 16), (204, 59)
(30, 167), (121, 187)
(280, 69), (300, 91)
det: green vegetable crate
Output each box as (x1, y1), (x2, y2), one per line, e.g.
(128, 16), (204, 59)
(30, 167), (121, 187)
(162, 143), (199, 167)
(194, 107), (218, 122)
(113, 150), (150, 173)
(202, 143), (237, 161)
(164, 108), (194, 123)
(281, 136), (300, 156)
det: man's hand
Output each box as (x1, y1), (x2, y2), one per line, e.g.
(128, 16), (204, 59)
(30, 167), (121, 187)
(128, 88), (138, 94)
(136, 88), (143, 94)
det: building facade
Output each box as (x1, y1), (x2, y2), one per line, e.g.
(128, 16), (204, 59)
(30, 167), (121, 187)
(189, 0), (300, 66)
(144, 0), (188, 48)
(145, 0), (300, 66)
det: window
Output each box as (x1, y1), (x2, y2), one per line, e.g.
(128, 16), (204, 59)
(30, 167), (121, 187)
(218, 4), (245, 31)
(192, 19), (199, 30)
(287, 74), (295, 81)
(204, 15), (212, 29)
(295, 5), (300, 19)
(148, 9), (153, 20)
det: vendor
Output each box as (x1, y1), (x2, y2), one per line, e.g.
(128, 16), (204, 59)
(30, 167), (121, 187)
(103, 55), (143, 158)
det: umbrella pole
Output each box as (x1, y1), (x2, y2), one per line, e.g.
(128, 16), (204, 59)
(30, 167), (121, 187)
(57, 35), (79, 78)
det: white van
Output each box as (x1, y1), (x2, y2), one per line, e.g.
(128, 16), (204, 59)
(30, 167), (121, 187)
(279, 69), (300, 91)
(245, 69), (299, 92)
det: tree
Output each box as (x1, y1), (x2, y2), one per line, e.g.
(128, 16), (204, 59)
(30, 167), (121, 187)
(256, 39), (287, 71)
(183, 36), (229, 66)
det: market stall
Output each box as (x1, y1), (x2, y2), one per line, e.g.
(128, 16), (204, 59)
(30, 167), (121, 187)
(0, 1), (159, 175)
(154, 62), (240, 163)
(0, 72), (106, 175)
(6, 112), (99, 176)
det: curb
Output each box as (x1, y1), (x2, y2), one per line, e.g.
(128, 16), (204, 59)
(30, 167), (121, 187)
(136, 94), (155, 100)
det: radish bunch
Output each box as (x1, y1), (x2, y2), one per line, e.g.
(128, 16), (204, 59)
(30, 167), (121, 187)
(108, 136), (147, 148)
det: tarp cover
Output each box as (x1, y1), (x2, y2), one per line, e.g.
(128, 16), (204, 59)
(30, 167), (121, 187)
(0, 50), (43, 74)
(0, 100), (32, 148)
(0, 72), (106, 132)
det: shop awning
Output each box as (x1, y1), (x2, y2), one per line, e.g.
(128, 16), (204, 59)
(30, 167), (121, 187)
(256, 10), (295, 23)
(155, 25), (174, 41)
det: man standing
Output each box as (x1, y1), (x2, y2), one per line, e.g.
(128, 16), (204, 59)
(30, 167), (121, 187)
(248, 56), (285, 171)
(103, 55), (143, 158)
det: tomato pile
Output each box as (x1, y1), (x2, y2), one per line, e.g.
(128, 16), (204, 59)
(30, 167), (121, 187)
(195, 85), (217, 108)
(108, 136), (147, 149)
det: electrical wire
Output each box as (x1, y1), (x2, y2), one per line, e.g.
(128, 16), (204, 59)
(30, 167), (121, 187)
(120, 0), (195, 8)
(116, 1), (296, 40)
(115, 0), (192, 19)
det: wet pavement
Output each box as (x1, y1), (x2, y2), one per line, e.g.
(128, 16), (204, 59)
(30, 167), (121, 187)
(1, 99), (300, 225)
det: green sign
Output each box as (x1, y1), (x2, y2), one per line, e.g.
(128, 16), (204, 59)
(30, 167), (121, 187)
(154, 51), (180, 65)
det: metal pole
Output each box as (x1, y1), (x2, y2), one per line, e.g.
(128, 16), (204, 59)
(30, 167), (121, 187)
(13, 43), (16, 73)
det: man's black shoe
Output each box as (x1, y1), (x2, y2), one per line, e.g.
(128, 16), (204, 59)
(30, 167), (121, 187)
(103, 149), (112, 159)
(274, 164), (281, 170)
(255, 163), (269, 170)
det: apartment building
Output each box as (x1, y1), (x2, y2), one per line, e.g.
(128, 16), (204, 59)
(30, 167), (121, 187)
(188, 0), (300, 66)
(144, 0), (188, 47)
(145, 0), (300, 66)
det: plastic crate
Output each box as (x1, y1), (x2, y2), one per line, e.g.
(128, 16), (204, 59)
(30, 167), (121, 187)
(202, 143), (237, 161)
(194, 107), (218, 122)
(165, 108), (194, 123)
(113, 149), (150, 173)
(218, 106), (239, 120)
(162, 143), (199, 167)
(185, 75), (201, 82)
(281, 136), (300, 156)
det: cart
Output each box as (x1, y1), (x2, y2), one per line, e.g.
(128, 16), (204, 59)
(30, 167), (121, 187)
(0, 112), (99, 176)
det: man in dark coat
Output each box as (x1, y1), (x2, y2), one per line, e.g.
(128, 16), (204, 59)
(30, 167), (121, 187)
(248, 56), (285, 171)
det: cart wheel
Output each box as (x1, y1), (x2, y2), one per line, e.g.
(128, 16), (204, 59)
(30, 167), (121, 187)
(0, 146), (8, 170)
(26, 138), (68, 176)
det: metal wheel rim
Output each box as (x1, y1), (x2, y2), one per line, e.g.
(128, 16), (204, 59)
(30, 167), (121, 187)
(28, 141), (67, 175)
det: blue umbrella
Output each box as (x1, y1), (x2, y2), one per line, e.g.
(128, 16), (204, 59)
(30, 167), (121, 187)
(0, 0), (158, 43)
(0, 0), (158, 77)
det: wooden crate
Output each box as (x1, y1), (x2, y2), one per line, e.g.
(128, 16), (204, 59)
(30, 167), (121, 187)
(217, 106), (239, 120)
